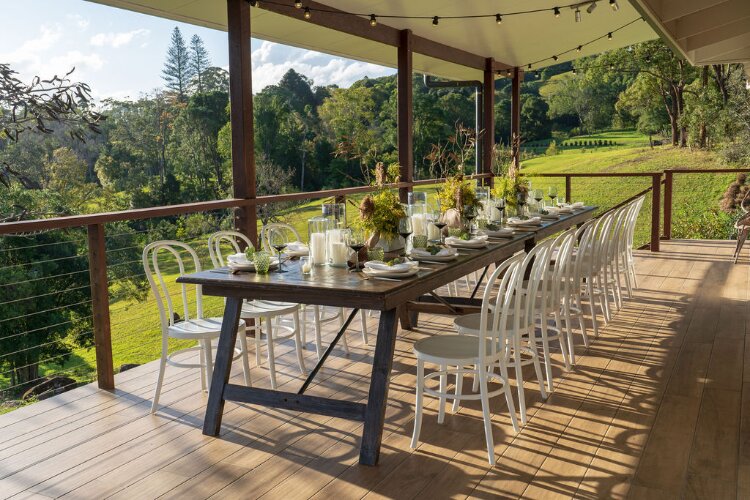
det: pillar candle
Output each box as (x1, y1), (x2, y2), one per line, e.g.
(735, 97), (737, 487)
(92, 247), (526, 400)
(310, 232), (326, 266)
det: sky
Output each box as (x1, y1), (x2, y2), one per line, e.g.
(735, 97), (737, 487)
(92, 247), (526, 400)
(2, 0), (396, 101)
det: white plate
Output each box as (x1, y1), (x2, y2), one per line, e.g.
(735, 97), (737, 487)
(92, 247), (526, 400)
(409, 251), (459, 262)
(363, 267), (420, 279)
(445, 237), (489, 249)
(484, 228), (515, 238)
(364, 260), (418, 272)
(286, 249), (309, 257)
(227, 257), (280, 272)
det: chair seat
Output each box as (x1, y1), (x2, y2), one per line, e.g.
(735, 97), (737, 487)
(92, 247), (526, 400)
(242, 300), (300, 317)
(454, 313), (495, 334)
(414, 334), (497, 363)
(168, 317), (247, 340)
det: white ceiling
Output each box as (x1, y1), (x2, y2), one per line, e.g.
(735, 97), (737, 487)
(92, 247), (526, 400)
(632, 0), (750, 77)
(88, 0), (657, 81)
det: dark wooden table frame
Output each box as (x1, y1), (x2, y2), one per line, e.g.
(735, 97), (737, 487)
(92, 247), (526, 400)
(177, 207), (595, 466)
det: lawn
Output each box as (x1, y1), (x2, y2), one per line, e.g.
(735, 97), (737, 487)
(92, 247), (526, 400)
(13, 130), (745, 405)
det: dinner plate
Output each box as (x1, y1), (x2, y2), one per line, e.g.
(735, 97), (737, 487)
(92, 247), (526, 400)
(445, 237), (489, 249)
(484, 228), (515, 238)
(409, 251), (459, 262)
(364, 260), (418, 272)
(227, 257), (280, 272)
(362, 267), (420, 279)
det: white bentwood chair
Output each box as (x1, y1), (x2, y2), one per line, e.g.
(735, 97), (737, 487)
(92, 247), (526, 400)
(410, 251), (524, 465)
(143, 240), (251, 414)
(208, 230), (305, 390)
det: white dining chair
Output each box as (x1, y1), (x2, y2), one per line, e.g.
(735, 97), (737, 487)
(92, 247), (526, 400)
(143, 240), (251, 414)
(208, 230), (305, 390)
(410, 251), (524, 465)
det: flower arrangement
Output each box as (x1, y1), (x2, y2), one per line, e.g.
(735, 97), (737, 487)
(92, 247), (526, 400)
(492, 175), (529, 208)
(354, 162), (406, 242)
(436, 174), (481, 213)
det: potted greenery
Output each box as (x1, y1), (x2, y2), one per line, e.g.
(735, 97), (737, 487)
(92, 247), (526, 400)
(354, 162), (407, 254)
(436, 173), (481, 230)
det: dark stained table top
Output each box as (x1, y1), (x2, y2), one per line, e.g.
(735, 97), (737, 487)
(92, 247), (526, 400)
(178, 206), (596, 311)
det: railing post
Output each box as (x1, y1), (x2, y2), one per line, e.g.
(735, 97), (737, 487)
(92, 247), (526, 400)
(565, 175), (571, 203)
(87, 223), (114, 390)
(482, 58), (495, 189)
(650, 173), (661, 252)
(397, 29), (414, 203)
(663, 170), (673, 240)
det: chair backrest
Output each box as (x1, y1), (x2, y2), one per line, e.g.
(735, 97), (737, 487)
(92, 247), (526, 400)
(142, 240), (204, 333)
(626, 196), (645, 251)
(207, 230), (254, 268)
(260, 223), (301, 252)
(479, 251), (525, 361)
(550, 227), (578, 305)
(516, 238), (555, 330)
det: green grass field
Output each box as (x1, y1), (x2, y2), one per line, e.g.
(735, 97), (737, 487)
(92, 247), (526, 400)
(7, 129), (743, 409)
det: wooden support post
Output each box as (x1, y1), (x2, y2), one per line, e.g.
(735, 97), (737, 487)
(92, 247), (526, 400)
(565, 175), (572, 203)
(663, 170), (673, 240)
(482, 58), (495, 188)
(87, 224), (114, 390)
(227, 0), (257, 246)
(651, 173), (661, 252)
(397, 29), (414, 204)
(510, 68), (521, 169)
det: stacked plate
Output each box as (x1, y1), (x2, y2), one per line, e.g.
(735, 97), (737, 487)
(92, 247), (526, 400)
(484, 227), (515, 238)
(409, 247), (459, 262)
(507, 217), (543, 230)
(226, 254), (280, 272)
(445, 234), (489, 249)
(363, 260), (420, 279)
(285, 241), (309, 257)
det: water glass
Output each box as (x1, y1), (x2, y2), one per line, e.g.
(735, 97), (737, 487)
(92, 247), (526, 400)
(253, 251), (271, 274)
(299, 256), (312, 275)
(367, 247), (384, 262)
(412, 234), (429, 249)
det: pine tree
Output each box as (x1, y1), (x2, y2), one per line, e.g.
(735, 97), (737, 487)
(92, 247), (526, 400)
(162, 27), (193, 102)
(189, 34), (210, 94)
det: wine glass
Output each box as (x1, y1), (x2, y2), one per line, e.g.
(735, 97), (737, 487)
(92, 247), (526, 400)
(398, 216), (413, 254)
(270, 229), (287, 272)
(548, 186), (558, 206)
(345, 227), (366, 272)
(432, 209), (447, 245)
(463, 204), (478, 234)
(533, 189), (544, 212)
(493, 196), (506, 224)
(516, 191), (528, 219)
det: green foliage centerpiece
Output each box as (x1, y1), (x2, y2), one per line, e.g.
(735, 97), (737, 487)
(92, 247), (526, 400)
(436, 173), (481, 230)
(354, 163), (406, 255)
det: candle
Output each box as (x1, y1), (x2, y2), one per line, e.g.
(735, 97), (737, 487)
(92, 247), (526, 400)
(302, 262), (312, 273)
(310, 232), (326, 266)
(427, 223), (441, 241)
(411, 213), (426, 237)
(330, 241), (349, 267)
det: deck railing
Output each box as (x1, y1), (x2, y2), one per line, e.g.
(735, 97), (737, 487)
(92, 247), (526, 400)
(0, 168), (745, 396)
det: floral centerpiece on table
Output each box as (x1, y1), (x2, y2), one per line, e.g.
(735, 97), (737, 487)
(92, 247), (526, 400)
(353, 162), (406, 252)
(490, 141), (529, 209)
(435, 173), (481, 229)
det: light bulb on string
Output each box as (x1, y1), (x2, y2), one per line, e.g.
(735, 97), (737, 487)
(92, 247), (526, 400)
(294, 0), (302, 8)
(576, 45), (582, 52)
(527, 64), (532, 70)
(572, 67), (577, 75)
(303, 7), (311, 19)
(552, 55), (559, 61)
(586, 2), (597, 14)
(609, 0), (619, 11)
(607, 32), (613, 40)
(575, 8), (581, 22)
(249, 0), (258, 6)
(369, 14), (377, 26)
(495, 14), (503, 25)
(554, 6), (561, 18)
(506, 69), (512, 77)
(432, 16), (439, 26)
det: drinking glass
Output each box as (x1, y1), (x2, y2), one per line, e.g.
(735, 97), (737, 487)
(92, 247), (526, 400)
(253, 251), (271, 274)
(269, 229), (287, 272)
(345, 227), (366, 272)
(533, 189), (544, 211)
(516, 191), (528, 219)
(431, 209), (447, 245)
(548, 186), (558, 206)
(493, 196), (506, 224)
(463, 204), (478, 234)
(299, 256), (312, 275)
(398, 217), (413, 254)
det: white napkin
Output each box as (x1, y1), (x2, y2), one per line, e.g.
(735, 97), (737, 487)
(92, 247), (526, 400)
(364, 260), (417, 272)
(445, 234), (489, 246)
(286, 241), (308, 252)
(410, 247), (457, 257)
(571, 202), (585, 208)
(486, 227), (515, 236)
(508, 217), (542, 226)
(227, 253), (251, 264)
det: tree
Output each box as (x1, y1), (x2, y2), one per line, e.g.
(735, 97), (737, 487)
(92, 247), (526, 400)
(162, 27), (193, 102)
(520, 95), (551, 141)
(201, 67), (229, 93)
(189, 35), (210, 94)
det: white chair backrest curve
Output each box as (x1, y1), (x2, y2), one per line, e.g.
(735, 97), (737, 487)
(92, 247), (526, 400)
(142, 240), (204, 334)
(208, 230), (254, 268)
(516, 239), (555, 330)
(479, 251), (525, 361)
(260, 223), (301, 253)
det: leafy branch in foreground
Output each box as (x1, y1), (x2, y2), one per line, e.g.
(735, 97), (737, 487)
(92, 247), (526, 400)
(0, 63), (105, 143)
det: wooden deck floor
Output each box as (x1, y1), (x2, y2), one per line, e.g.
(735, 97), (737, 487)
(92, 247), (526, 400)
(1, 240), (748, 499)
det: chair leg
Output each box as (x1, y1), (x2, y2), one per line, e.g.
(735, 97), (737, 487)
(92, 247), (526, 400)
(503, 377), (520, 434)
(238, 331), (252, 387)
(203, 339), (214, 390)
(513, 341), (527, 425)
(438, 363), (447, 424)
(554, 313), (571, 370)
(410, 359), (425, 449)
(541, 334), (554, 393)
(530, 342), (548, 401)
(587, 282), (600, 338)
(452, 366), (463, 414)
(359, 309), (369, 345)
(266, 319), (278, 390)
(292, 311), (307, 375)
(312, 305), (323, 360)
(151, 342), (168, 414)
(254, 319), (262, 367)
(478, 369), (496, 465)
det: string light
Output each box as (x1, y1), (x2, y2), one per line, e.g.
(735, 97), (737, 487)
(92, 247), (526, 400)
(432, 16), (439, 26)
(243, 0), (610, 26)
(572, 67), (577, 75)
(577, 45), (582, 52)
(303, 6), (311, 19)
(506, 69), (512, 77)
(369, 14), (377, 26)
(527, 64), (532, 70)
(552, 55), (559, 61)
(608, 32), (613, 40)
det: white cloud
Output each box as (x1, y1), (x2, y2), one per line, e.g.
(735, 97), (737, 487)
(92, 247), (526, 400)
(66, 14), (90, 31)
(90, 29), (149, 48)
(250, 41), (393, 91)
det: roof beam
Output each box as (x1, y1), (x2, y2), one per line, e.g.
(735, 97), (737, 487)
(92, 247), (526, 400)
(666, 0), (750, 41)
(253, 0), (511, 72)
(692, 31), (750, 61)
(657, 0), (729, 24)
(685, 17), (750, 51)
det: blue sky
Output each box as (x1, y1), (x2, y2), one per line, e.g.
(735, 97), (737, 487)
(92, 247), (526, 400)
(2, 0), (395, 101)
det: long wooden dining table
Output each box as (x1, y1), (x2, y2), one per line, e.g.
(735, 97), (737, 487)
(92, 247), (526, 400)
(177, 206), (596, 466)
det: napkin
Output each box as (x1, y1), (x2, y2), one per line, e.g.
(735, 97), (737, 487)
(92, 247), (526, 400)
(445, 234), (489, 246)
(364, 260), (417, 272)
(508, 216), (542, 226)
(286, 241), (309, 253)
(486, 227), (514, 236)
(227, 253), (251, 264)
(571, 202), (585, 208)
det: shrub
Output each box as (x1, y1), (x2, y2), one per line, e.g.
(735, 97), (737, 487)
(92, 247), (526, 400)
(545, 140), (559, 156)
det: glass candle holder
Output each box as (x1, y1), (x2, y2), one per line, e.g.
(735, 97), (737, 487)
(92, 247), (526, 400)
(299, 256), (312, 275)
(412, 234), (429, 249)
(308, 216), (330, 266)
(322, 202), (346, 228)
(253, 251), (271, 274)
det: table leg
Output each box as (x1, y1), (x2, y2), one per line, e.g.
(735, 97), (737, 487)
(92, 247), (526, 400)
(203, 296), (243, 436)
(359, 308), (399, 465)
